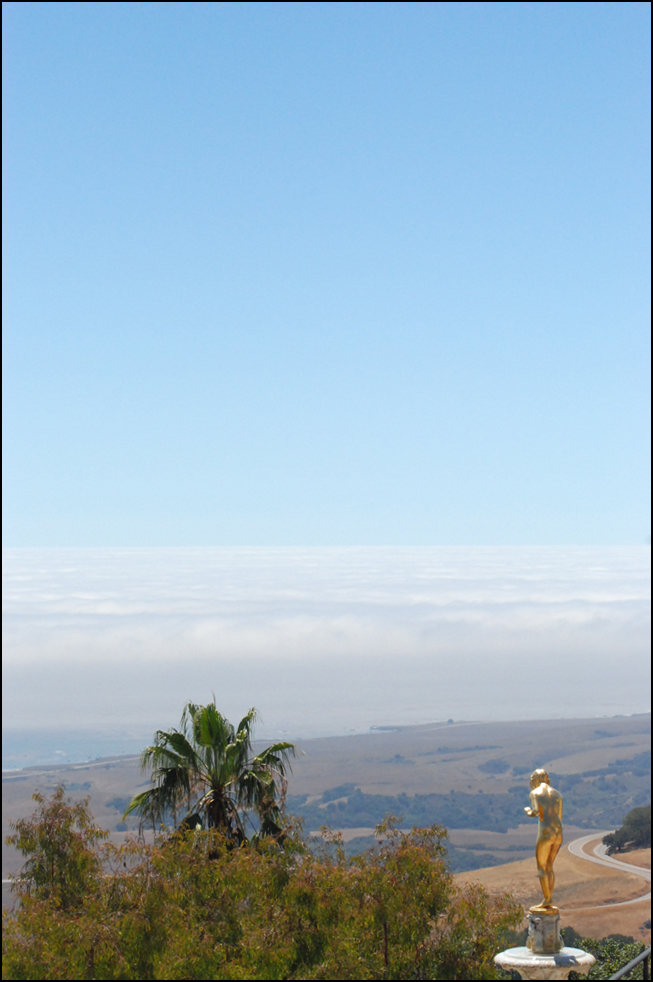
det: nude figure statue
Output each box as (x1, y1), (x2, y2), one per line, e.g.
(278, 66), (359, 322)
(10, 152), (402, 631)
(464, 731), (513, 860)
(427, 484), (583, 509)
(524, 768), (563, 910)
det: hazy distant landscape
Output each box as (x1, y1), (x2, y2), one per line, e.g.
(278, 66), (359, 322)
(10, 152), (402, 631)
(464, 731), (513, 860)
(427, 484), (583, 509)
(5, 547), (649, 912)
(3, 546), (650, 769)
(4, 713), (649, 885)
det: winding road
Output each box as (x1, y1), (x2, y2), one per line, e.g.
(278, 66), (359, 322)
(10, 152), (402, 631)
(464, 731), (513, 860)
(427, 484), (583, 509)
(565, 832), (651, 910)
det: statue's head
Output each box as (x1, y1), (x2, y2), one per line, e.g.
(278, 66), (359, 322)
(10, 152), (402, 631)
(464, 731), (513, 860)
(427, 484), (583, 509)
(530, 768), (550, 789)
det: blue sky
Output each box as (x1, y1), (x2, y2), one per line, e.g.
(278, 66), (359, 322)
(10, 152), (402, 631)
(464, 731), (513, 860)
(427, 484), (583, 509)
(3, 1), (650, 545)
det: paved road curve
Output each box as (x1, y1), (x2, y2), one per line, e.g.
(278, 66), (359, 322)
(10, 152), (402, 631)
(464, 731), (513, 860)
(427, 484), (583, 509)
(565, 831), (651, 910)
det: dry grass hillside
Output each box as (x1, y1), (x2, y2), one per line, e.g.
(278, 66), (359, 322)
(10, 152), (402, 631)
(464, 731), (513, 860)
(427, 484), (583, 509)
(454, 838), (651, 943)
(4, 713), (650, 925)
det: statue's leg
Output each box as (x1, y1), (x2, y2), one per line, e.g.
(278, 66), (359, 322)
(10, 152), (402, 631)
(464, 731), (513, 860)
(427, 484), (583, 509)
(546, 866), (554, 902)
(535, 838), (552, 904)
(546, 833), (563, 899)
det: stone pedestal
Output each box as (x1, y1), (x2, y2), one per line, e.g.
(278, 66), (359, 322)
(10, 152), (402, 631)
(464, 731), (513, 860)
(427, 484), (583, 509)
(494, 945), (596, 980)
(527, 906), (563, 954)
(494, 906), (595, 980)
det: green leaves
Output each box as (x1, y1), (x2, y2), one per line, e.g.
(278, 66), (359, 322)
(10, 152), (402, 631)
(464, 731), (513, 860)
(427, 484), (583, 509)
(603, 804), (651, 855)
(4, 789), (523, 980)
(123, 699), (296, 842)
(5, 784), (107, 910)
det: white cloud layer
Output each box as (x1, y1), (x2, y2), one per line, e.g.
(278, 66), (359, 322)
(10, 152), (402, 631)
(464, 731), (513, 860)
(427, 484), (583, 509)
(3, 547), (650, 744)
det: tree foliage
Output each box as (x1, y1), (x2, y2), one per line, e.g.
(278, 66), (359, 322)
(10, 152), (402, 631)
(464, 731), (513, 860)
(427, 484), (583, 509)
(3, 787), (522, 980)
(566, 935), (649, 981)
(5, 785), (107, 910)
(123, 701), (295, 841)
(602, 804), (651, 855)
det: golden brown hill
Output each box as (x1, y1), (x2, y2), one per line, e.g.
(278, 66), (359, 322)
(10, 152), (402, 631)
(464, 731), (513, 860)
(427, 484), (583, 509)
(454, 839), (651, 943)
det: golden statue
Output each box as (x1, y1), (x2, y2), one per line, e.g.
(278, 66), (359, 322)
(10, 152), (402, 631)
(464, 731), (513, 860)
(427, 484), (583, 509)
(524, 768), (563, 911)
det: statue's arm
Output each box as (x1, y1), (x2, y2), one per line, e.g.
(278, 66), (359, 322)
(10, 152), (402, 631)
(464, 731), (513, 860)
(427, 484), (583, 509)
(524, 789), (539, 818)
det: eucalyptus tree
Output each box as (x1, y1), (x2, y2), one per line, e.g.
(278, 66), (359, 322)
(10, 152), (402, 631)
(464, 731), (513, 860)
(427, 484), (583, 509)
(124, 701), (295, 842)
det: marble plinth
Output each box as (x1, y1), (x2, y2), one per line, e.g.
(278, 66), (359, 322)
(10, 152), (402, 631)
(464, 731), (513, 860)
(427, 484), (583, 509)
(494, 945), (596, 980)
(527, 907), (562, 954)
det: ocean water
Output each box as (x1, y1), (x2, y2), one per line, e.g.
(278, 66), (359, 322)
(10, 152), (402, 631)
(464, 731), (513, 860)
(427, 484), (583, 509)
(2, 546), (650, 770)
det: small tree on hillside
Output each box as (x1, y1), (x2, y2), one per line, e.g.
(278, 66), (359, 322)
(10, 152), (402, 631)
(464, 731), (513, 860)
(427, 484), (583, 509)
(5, 785), (107, 909)
(602, 804), (651, 855)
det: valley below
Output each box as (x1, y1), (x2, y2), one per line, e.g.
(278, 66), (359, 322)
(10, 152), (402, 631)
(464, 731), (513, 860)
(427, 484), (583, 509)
(4, 712), (650, 939)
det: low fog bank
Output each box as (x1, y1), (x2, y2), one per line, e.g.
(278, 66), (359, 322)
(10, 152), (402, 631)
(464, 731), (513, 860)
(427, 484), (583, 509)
(3, 547), (650, 766)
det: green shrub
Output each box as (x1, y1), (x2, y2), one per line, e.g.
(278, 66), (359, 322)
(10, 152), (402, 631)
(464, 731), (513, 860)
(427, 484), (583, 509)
(3, 787), (522, 980)
(567, 936), (648, 980)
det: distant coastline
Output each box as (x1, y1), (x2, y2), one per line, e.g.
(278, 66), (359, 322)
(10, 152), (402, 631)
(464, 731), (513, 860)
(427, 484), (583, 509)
(4, 547), (650, 773)
(3, 710), (651, 773)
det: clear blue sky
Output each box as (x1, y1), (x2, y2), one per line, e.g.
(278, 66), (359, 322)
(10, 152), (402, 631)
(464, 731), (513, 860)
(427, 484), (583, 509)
(3, 1), (650, 545)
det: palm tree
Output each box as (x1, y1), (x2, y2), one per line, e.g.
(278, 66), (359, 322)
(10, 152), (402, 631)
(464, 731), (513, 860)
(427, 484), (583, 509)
(123, 700), (295, 843)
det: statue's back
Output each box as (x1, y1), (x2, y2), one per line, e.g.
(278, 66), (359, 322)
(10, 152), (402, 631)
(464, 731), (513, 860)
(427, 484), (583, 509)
(539, 783), (563, 830)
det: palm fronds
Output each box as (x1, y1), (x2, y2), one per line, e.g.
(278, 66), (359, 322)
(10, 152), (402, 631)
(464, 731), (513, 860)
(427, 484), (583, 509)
(123, 699), (295, 844)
